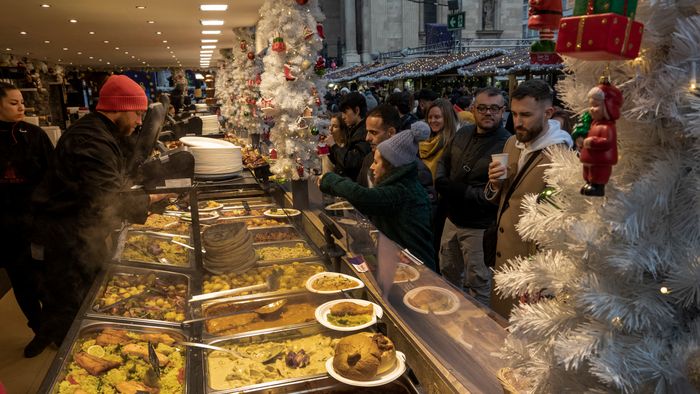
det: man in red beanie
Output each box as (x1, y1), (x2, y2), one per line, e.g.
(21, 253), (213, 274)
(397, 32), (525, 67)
(27, 75), (170, 357)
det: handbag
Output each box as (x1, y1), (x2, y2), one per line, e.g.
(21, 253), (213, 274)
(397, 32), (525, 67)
(483, 150), (542, 267)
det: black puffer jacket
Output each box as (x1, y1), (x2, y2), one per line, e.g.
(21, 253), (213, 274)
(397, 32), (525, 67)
(435, 124), (510, 229)
(32, 112), (150, 263)
(329, 119), (371, 181)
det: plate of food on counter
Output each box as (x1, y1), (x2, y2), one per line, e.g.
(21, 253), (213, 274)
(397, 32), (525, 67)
(306, 272), (365, 294)
(197, 200), (224, 212)
(180, 211), (220, 223)
(326, 332), (406, 387)
(263, 208), (302, 218)
(403, 286), (460, 315)
(315, 299), (383, 331)
(393, 263), (420, 283)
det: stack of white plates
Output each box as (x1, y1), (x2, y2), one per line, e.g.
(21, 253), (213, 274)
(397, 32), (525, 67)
(199, 115), (220, 135)
(195, 103), (209, 113)
(180, 136), (243, 176)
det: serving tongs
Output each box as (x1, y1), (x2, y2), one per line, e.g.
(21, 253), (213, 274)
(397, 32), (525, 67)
(144, 341), (161, 388)
(176, 341), (284, 364)
(180, 299), (287, 326)
(95, 287), (167, 313)
(242, 200), (252, 215)
(188, 268), (283, 303)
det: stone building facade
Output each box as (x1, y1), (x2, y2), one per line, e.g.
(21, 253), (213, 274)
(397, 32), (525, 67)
(320, 0), (526, 66)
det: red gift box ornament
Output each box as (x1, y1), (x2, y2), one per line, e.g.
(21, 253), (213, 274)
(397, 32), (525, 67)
(271, 35), (286, 53)
(556, 0), (644, 61)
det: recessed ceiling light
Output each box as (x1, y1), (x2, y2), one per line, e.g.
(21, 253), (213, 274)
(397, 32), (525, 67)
(89, 31), (95, 35)
(131, 55), (135, 58)
(115, 47), (120, 50)
(166, 46), (170, 49)
(162, 40), (168, 43)
(20, 31), (27, 35)
(103, 40), (109, 43)
(147, 20), (155, 24)
(156, 31), (162, 35)
(172, 55), (176, 58)
(201, 45), (216, 49)
(44, 40), (50, 44)
(200, 20), (224, 26)
(40, 4), (51, 8)
(169, 51), (174, 54)
(124, 51), (129, 54)
(200, 4), (228, 11)
(201, 39), (218, 43)
(98, 59), (102, 62)
(202, 30), (221, 35)
(69, 19), (78, 23)
(89, 56), (94, 59)
(63, 47), (68, 50)
(107, 62), (111, 65)
(58, 59), (62, 62)
(142, 61), (146, 64)
(5, 48), (11, 51)
(77, 51), (82, 55)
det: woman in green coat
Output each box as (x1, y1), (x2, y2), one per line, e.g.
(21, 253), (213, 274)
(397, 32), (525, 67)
(317, 126), (436, 269)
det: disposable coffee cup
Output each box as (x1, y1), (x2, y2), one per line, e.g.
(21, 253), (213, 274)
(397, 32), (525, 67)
(491, 153), (509, 179)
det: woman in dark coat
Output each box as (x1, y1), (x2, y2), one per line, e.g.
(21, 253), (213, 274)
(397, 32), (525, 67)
(317, 126), (435, 269)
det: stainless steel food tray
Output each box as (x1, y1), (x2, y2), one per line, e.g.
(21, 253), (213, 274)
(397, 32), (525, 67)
(200, 292), (340, 339)
(203, 324), (357, 394)
(213, 215), (292, 228)
(254, 240), (319, 265)
(118, 232), (194, 269)
(86, 265), (192, 327)
(236, 374), (420, 394)
(248, 225), (303, 244)
(201, 261), (327, 302)
(46, 319), (189, 394)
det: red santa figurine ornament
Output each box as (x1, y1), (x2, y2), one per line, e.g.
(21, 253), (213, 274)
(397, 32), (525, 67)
(580, 76), (623, 197)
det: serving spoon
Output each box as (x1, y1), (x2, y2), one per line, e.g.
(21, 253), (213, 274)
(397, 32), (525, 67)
(180, 299), (288, 326)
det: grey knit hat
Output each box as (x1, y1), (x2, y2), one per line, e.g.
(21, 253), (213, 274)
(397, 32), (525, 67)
(377, 121), (430, 167)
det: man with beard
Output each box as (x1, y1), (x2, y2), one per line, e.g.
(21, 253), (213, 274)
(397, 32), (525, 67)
(435, 87), (510, 306)
(485, 80), (572, 318)
(30, 75), (171, 354)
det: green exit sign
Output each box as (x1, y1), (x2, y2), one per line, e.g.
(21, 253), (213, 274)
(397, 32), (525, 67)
(448, 12), (465, 29)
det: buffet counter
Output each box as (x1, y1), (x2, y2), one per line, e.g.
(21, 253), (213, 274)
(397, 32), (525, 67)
(39, 170), (507, 394)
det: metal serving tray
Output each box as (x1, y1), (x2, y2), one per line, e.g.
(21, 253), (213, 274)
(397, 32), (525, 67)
(87, 265), (192, 327)
(254, 240), (319, 265)
(240, 374), (420, 394)
(218, 196), (275, 206)
(46, 319), (189, 394)
(213, 215), (291, 229)
(200, 292), (340, 338)
(249, 225), (303, 244)
(118, 232), (193, 269)
(203, 325), (358, 394)
(201, 261), (326, 302)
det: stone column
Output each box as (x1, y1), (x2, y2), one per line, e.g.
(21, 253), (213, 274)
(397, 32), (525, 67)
(360, 0), (373, 64)
(343, 0), (361, 65)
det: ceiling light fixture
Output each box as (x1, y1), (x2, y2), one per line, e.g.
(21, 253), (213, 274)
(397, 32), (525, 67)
(115, 47), (119, 50)
(5, 48), (11, 51)
(40, 4), (50, 8)
(77, 51), (82, 55)
(156, 31), (162, 35)
(166, 46), (170, 49)
(131, 55), (135, 58)
(136, 5), (146, 9)
(200, 4), (228, 11)
(103, 40), (109, 43)
(147, 20), (155, 24)
(201, 45), (216, 49)
(58, 59), (62, 62)
(89, 31), (95, 35)
(63, 47), (68, 50)
(200, 50), (213, 54)
(124, 51), (129, 54)
(20, 31), (27, 35)
(44, 40), (50, 44)
(107, 62), (111, 65)
(162, 40), (168, 43)
(202, 30), (221, 35)
(201, 39), (218, 43)
(89, 56), (94, 59)
(69, 19), (78, 23)
(200, 20), (224, 26)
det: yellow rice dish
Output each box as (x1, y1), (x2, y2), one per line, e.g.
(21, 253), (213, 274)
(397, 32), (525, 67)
(255, 242), (315, 262)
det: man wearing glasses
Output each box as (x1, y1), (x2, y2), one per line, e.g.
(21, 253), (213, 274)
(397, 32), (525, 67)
(28, 75), (171, 355)
(435, 87), (511, 306)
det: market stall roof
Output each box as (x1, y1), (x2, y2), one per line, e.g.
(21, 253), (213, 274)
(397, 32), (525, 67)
(324, 62), (402, 83)
(357, 49), (505, 83)
(457, 48), (564, 77)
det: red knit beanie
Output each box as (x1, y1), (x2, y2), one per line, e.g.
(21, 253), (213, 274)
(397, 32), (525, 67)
(96, 75), (148, 112)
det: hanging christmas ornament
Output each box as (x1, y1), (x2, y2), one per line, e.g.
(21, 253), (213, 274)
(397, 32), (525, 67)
(310, 125), (319, 136)
(315, 96), (322, 107)
(302, 106), (313, 118)
(303, 26), (314, 41)
(317, 134), (330, 155)
(556, 0), (644, 60)
(296, 0), (309, 4)
(571, 111), (592, 151)
(271, 35), (286, 53)
(247, 51), (255, 60)
(284, 63), (297, 81)
(314, 56), (326, 76)
(528, 0), (562, 64)
(240, 40), (248, 52)
(270, 148), (278, 160)
(536, 186), (560, 209)
(255, 73), (262, 85)
(301, 59), (312, 70)
(316, 23), (325, 39)
(580, 76), (623, 197)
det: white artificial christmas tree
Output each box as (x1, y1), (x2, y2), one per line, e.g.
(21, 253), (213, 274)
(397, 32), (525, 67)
(228, 27), (263, 135)
(257, 0), (326, 180)
(496, 1), (700, 392)
(215, 49), (234, 122)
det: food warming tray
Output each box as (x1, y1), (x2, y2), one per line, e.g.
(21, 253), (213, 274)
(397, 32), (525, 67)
(253, 240), (319, 265)
(118, 232), (194, 269)
(249, 225), (303, 244)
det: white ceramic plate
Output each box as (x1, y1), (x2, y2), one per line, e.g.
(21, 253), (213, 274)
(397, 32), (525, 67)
(306, 272), (365, 294)
(325, 201), (354, 211)
(315, 299), (383, 332)
(326, 351), (406, 387)
(403, 286), (460, 315)
(180, 211), (220, 223)
(180, 136), (238, 149)
(393, 263), (420, 284)
(263, 208), (301, 218)
(197, 201), (224, 212)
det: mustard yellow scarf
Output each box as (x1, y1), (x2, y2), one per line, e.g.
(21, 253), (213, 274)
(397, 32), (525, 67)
(418, 133), (445, 182)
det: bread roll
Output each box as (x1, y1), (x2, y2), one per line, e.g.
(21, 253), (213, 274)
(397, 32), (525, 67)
(333, 333), (396, 380)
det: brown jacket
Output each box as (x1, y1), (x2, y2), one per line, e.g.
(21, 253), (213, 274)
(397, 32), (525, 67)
(486, 136), (562, 318)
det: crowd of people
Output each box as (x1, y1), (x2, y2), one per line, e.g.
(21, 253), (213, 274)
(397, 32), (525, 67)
(319, 79), (575, 318)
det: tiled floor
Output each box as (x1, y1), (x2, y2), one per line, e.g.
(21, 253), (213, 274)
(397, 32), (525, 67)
(0, 290), (57, 393)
